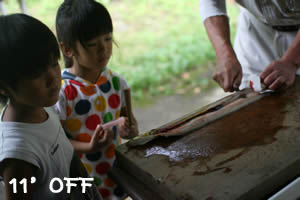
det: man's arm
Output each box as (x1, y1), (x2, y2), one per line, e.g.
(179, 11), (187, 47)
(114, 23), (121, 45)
(204, 16), (243, 92)
(282, 31), (300, 65)
(260, 31), (300, 90)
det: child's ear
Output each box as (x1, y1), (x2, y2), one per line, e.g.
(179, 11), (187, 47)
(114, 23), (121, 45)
(0, 89), (7, 96)
(60, 42), (74, 58)
(0, 82), (10, 97)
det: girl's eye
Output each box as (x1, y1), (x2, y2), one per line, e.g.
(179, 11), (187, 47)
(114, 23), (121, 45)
(105, 37), (112, 41)
(86, 43), (96, 47)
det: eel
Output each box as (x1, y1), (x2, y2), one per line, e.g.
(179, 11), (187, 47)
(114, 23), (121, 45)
(127, 88), (273, 147)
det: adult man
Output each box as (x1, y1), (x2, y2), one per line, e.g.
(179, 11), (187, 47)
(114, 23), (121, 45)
(199, 1), (300, 92)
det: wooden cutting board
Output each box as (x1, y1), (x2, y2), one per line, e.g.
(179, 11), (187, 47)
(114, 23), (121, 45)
(110, 77), (300, 200)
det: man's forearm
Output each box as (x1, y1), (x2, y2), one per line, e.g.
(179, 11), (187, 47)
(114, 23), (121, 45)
(204, 16), (236, 59)
(281, 30), (300, 68)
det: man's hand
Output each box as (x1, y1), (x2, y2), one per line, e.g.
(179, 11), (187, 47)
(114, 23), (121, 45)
(260, 60), (297, 90)
(260, 29), (300, 90)
(204, 16), (242, 92)
(213, 56), (243, 92)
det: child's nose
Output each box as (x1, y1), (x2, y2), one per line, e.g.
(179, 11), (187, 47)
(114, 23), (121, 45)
(97, 42), (106, 53)
(46, 66), (60, 88)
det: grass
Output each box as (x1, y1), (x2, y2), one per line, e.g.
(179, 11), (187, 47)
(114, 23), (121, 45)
(2, 0), (239, 105)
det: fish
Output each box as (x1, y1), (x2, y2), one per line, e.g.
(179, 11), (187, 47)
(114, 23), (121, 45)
(127, 88), (273, 147)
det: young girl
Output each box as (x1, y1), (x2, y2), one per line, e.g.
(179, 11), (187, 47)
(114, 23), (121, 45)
(0, 14), (102, 200)
(55, 0), (139, 199)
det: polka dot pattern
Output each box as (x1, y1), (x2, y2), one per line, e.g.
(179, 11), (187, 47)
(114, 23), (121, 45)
(65, 85), (77, 100)
(75, 100), (91, 115)
(96, 162), (111, 175)
(94, 96), (106, 112)
(108, 94), (120, 109)
(66, 105), (72, 116)
(59, 68), (129, 199)
(65, 118), (82, 132)
(86, 152), (102, 162)
(112, 76), (120, 90)
(83, 163), (92, 174)
(104, 112), (113, 123)
(114, 186), (125, 197)
(115, 110), (121, 119)
(70, 79), (84, 87)
(99, 188), (111, 199)
(86, 114), (100, 130)
(96, 76), (107, 85)
(104, 177), (115, 187)
(99, 81), (111, 93)
(93, 176), (102, 187)
(80, 85), (96, 96)
(105, 144), (115, 159)
(75, 133), (91, 142)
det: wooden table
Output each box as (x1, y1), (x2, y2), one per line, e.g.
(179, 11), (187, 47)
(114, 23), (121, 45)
(109, 78), (300, 200)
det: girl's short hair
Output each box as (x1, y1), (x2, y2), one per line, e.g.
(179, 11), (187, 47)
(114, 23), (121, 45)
(0, 14), (60, 104)
(56, 0), (113, 68)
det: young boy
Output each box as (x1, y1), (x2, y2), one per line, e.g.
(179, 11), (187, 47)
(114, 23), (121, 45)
(0, 14), (102, 200)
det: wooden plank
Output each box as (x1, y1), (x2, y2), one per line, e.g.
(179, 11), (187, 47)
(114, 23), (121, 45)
(112, 77), (300, 200)
(109, 166), (165, 200)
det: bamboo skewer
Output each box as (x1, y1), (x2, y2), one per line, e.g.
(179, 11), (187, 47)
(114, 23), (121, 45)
(124, 88), (133, 126)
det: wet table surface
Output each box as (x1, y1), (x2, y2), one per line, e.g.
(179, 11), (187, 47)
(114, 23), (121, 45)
(110, 78), (300, 200)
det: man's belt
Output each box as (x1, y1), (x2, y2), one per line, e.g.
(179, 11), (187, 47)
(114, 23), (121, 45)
(272, 25), (300, 32)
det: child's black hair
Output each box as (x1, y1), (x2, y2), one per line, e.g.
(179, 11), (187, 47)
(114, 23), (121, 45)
(0, 14), (60, 104)
(56, 0), (113, 68)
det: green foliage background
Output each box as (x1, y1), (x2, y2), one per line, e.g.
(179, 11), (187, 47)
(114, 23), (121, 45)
(3, 0), (239, 103)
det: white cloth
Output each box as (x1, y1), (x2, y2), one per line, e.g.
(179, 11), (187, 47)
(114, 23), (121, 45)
(199, 0), (227, 22)
(199, 0), (300, 26)
(234, 8), (300, 89)
(0, 107), (74, 199)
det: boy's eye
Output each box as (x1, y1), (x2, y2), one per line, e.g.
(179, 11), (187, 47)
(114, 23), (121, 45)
(105, 37), (112, 41)
(52, 62), (59, 67)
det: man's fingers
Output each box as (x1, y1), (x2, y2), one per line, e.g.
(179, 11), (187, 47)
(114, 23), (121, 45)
(262, 70), (278, 86)
(260, 63), (274, 80)
(223, 74), (234, 92)
(233, 70), (242, 90)
(212, 72), (218, 82)
(268, 76), (285, 90)
(213, 72), (227, 91)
